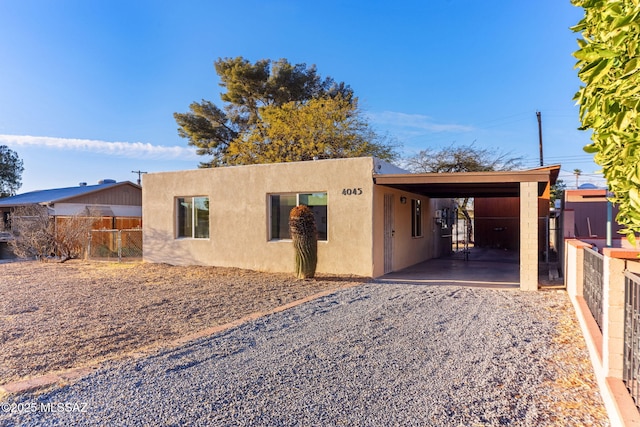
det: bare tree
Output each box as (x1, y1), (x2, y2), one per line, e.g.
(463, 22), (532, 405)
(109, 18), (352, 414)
(404, 143), (523, 244)
(9, 204), (56, 260)
(54, 214), (98, 260)
(403, 143), (523, 173)
(9, 204), (98, 261)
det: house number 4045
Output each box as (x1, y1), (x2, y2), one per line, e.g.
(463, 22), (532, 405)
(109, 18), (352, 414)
(342, 188), (363, 195)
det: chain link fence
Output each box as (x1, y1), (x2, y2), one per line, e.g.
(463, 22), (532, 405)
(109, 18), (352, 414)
(87, 229), (142, 261)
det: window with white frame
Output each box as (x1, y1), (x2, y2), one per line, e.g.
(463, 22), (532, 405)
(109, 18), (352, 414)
(411, 199), (422, 237)
(269, 192), (327, 241)
(176, 196), (209, 238)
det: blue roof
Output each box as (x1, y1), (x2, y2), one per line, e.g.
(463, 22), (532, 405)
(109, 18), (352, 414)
(0, 182), (128, 207)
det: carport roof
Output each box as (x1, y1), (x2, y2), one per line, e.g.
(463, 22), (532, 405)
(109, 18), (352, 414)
(374, 165), (560, 198)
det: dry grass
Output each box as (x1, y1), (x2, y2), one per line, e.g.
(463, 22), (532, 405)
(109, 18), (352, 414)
(0, 260), (364, 386)
(538, 291), (610, 424)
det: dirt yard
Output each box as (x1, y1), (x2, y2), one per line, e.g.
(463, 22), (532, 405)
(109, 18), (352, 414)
(0, 260), (610, 422)
(0, 260), (365, 386)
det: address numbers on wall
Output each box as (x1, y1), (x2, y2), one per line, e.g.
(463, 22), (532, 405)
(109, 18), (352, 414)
(342, 188), (363, 195)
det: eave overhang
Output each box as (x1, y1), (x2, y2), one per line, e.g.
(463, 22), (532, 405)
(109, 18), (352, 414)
(373, 165), (560, 198)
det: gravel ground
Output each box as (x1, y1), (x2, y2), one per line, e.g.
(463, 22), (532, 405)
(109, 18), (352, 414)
(0, 261), (361, 385)
(0, 283), (609, 426)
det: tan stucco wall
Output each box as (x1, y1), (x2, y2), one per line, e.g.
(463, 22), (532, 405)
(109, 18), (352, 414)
(371, 186), (453, 277)
(143, 157), (377, 276)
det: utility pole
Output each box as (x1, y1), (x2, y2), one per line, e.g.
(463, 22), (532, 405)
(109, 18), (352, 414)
(536, 111), (544, 166)
(131, 170), (147, 186)
(573, 169), (582, 189)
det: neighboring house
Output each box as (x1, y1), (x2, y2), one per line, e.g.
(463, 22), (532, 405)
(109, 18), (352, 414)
(561, 186), (626, 246)
(0, 180), (142, 258)
(556, 186), (634, 271)
(143, 157), (558, 290)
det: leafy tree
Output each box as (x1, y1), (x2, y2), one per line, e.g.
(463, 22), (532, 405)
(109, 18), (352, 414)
(0, 145), (24, 197)
(572, 1), (640, 243)
(174, 57), (395, 167)
(550, 179), (567, 207)
(226, 95), (396, 164)
(215, 57), (350, 127)
(404, 143), (523, 243)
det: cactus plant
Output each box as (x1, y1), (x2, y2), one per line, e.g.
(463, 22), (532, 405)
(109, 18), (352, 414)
(289, 205), (318, 279)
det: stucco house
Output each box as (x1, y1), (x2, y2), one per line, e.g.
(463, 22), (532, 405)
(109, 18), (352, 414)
(143, 157), (558, 290)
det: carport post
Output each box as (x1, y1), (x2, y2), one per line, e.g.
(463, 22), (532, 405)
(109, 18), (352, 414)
(520, 181), (539, 291)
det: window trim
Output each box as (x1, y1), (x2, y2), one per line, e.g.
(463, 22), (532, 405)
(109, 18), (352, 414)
(411, 198), (423, 238)
(268, 192), (328, 242)
(176, 196), (210, 239)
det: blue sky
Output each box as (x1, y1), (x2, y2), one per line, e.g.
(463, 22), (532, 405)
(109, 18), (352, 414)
(0, 0), (600, 193)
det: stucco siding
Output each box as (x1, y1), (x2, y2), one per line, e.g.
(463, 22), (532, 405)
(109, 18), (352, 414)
(143, 157), (376, 276)
(371, 186), (453, 277)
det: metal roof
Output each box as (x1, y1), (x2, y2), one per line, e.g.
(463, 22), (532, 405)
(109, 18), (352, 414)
(0, 181), (138, 207)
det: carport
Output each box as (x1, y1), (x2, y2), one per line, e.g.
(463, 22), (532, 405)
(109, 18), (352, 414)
(373, 165), (560, 291)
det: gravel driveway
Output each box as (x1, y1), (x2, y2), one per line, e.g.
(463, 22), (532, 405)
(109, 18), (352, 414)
(0, 283), (608, 426)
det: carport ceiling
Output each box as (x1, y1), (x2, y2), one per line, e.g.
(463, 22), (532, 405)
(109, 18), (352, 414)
(373, 167), (559, 198)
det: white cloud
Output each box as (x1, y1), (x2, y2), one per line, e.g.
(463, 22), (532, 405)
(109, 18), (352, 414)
(0, 134), (199, 161)
(367, 111), (475, 133)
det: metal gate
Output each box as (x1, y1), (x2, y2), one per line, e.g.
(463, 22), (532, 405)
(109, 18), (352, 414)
(624, 271), (640, 411)
(583, 247), (604, 331)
